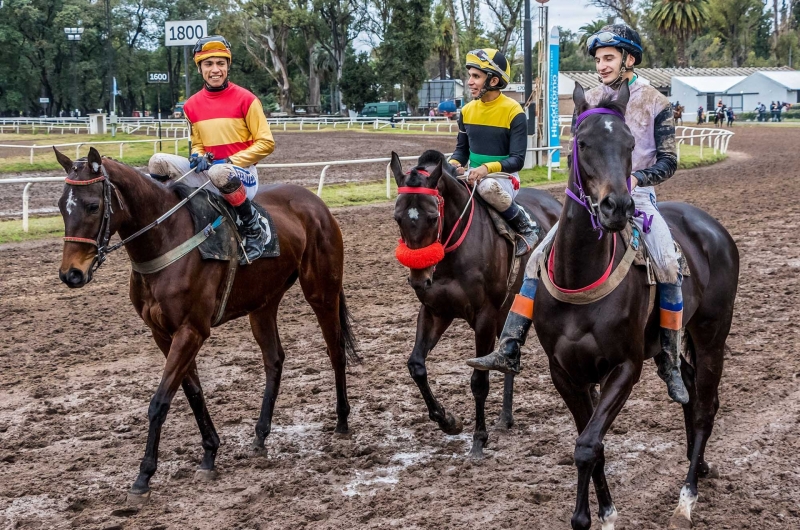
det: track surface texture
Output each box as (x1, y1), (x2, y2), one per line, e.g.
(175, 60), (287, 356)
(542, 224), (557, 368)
(0, 131), (455, 217)
(1, 126), (799, 529)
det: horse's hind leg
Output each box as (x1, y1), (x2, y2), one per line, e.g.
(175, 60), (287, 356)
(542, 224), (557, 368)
(408, 306), (461, 435)
(670, 332), (724, 529)
(469, 316), (499, 458)
(182, 361), (221, 479)
(249, 302), (286, 453)
(495, 373), (515, 430)
(550, 362), (619, 530)
(129, 325), (208, 503)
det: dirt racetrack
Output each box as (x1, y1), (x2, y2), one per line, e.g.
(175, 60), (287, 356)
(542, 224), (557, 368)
(0, 131), (455, 217)
(1, 125), (799, 529)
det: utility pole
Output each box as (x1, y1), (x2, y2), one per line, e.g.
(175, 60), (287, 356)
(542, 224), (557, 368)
(64, 25), (84, 115)
(183, 46), (191, 100)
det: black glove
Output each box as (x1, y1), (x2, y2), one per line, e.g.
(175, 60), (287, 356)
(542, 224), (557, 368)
(189, 153), (213, 173)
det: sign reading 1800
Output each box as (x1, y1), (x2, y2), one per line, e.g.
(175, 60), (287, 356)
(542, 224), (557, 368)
(164, 20), (208, 47)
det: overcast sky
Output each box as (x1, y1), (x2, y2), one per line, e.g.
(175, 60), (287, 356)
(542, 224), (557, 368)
(549, 1), (606, 34)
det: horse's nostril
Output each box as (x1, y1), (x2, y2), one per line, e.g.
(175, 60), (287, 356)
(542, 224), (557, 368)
(425, 279), (432, 287)
(63, 268), (85, 287)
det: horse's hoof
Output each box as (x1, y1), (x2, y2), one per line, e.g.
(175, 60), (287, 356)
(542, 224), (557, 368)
(668, 514), (692, 529)
(468, 445), (485, 460)
(334, 424), (350, 435)
(194, 468), (218, 482)
(440, 413), (463, 436)
(126, 490), (150, 507)
(333, 431), (352, 440)
(494, 413), (514, 431)
(251, 444), (268, 458)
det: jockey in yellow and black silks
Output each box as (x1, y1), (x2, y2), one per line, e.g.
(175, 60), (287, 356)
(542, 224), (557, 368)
(449, 48), (539, 257)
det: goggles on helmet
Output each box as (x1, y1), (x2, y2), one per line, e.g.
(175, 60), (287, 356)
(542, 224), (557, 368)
(466, 49), (510, 83)
(587, 32), (643, 54)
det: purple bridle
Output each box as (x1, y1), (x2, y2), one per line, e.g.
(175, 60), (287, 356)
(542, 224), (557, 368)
(567, 107), (652, 238)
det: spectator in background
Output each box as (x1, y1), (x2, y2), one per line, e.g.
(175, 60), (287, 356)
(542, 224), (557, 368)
(697, 105), (704, 124)
(428, 108), (435, 117)
(770, 101), (778, 121)
(755, 102), (763, 122)
(726, 107), (735, 127)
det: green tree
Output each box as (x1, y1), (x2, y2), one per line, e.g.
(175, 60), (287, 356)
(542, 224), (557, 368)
(339, 50), (379, 112)
(650, 0), (709, 67)
(431, 1), (456, 79)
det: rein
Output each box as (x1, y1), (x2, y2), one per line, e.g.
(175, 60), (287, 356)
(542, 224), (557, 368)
(63, 161), (211, 274)
(395, 169), (476, 269)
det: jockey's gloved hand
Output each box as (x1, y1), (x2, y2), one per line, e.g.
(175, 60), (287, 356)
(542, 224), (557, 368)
(189, 153), (213, 173)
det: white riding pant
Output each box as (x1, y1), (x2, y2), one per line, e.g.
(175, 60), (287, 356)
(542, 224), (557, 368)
(524, 186), (679, 283)
(475, 173), (520, 212)
(148, 153), (259, 201)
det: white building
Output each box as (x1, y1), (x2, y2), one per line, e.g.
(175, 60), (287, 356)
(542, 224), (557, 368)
(670, 76), (746, 121)
(727, 71), (800, 112)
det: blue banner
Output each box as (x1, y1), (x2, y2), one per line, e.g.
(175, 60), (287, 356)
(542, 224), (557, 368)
(548, 27), (560, 167)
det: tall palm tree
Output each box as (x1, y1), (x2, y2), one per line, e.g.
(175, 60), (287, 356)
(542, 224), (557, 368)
(432, 2), (455, 79)
(578, 19), (608, 51)
(650, 0), (710, 67)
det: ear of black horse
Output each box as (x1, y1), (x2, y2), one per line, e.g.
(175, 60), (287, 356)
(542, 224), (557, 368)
(390, 151), (405, 187)
(615, 82), (630, 115)
(573, 82), (589, 115)
(87, 147), (102, 174)
(53, 147), (73, 174)
(428, 159), (443, 189)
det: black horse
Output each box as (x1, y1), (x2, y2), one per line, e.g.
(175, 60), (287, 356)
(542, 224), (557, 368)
(533, 85), (738, 529)
(390, 150), (561, 457)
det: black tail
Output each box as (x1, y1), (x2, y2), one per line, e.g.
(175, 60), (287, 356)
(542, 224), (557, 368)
(339, 291), (360, 365)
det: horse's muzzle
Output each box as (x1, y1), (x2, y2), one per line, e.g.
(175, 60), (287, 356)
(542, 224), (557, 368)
(408, 270), (434, 291)
(59, 267), (90, 288)
(599, 193), (634, 232)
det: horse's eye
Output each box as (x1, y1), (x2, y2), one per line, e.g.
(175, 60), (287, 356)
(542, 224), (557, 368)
(85, 203), (100, 214)
(578, 141), (587, 150)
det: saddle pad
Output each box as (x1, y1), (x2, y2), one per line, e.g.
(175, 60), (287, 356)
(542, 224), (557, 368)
(170, 183), (280, 261)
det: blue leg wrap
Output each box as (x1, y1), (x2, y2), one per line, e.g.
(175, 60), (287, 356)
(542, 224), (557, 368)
(658, 274), (684, 312)
(520, 276), (538, 300)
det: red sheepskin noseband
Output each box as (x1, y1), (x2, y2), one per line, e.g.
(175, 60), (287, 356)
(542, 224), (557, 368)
(395, 239), (445, 269)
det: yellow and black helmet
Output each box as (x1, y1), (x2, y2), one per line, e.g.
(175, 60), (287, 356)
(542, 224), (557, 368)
(465, 48), (511, 89)
(193, 35), (232, 65)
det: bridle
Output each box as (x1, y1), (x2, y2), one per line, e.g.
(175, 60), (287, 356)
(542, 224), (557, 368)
(63, 164), (124, 275)
(63, 161), (211, 275)
(395, 168), (476, 269)
(566, 107), (651, 240)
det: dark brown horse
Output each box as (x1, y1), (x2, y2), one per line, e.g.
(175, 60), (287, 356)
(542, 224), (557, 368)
(533, 85), (738, 529)
(54, 147), (357, 504)
(673, 104), (684, 126)
(390, 150), (561, 457)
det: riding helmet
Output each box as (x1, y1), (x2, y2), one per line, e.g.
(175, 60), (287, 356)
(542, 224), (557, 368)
(193, 35), (232, 65)
(465, 49), (511, 89)
(587, 24), (643, 66)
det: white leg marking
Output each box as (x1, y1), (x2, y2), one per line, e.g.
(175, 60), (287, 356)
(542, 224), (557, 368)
(407, 207), (419, 220)
(600, 505), (618, 530)
(66, 189), (76, 215)
(673, 484), (697, 523)
(604, 120), (614, 133)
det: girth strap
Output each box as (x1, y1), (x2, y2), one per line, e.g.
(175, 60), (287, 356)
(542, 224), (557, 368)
(130, 215), (223, 274)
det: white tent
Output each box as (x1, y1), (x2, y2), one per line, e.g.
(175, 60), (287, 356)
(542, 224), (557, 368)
(727, 71), (800, 113)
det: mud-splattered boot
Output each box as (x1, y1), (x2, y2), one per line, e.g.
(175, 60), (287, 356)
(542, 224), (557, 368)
(504, 205), (540, 257)
(234, 199), (269, 265)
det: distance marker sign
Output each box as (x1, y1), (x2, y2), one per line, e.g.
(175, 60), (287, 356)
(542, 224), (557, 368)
(164, 20), (207, 47)
(147, 72), (169, 84)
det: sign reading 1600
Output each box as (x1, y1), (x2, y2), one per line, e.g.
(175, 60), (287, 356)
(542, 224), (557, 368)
(164, 20), (208, 47)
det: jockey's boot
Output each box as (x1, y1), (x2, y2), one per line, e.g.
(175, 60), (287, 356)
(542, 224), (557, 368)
(466, 278), (537, 374)
(504, 204), (540, 257)
(233, 199), (269, 265)
(655, 280), (690, 404)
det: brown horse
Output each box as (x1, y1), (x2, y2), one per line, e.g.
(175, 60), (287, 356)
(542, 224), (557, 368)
(54, 147), (357, 504)
(391, 150), (561, 457)
(533, 85), (738, 529)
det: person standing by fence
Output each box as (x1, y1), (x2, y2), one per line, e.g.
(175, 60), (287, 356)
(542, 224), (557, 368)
(726, 107), (735, 127)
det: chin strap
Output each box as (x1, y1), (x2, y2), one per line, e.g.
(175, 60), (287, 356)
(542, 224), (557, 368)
(478, 73), (501, 99)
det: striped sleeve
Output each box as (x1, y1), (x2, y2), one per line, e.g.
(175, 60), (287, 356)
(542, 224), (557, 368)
(228, 99), (275, 167)
(189, 120), (205, 157)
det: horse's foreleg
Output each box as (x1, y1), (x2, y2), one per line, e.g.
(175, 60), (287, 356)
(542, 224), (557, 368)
(407, 307), (460, 435)
(496, 373), (515, 430)
(551, 359), (640, 530)
(468, 317), (497, 458)
(129, 325), (207, 503)
(181, 362), (220, 478)
(249, 303), (286, 452)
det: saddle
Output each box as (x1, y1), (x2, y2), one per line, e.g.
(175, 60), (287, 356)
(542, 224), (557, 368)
(171, 183), (280, 262)
(482, 198), (542, 251)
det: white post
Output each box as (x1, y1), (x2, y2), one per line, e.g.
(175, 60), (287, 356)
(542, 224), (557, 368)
(317, 164), (331, 196)
(386, 163), (392, 198)
(30, 146), (34, 165)
(22, 182), (33, 232)
(547, 149), (553, 181)
(75, 144), (82, 159)
(119, 142), (123, 159)
(174, 139), (179, 155)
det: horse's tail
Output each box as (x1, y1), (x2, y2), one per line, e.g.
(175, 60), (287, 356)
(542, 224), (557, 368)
(338, 290), (361, 365)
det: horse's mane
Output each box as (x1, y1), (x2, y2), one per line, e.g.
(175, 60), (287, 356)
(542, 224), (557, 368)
(594, 93), (627, 117)
(406, 149), (456, 187)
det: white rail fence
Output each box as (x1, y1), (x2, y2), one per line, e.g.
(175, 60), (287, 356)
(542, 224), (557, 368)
(0, 136), (189, 165)
(3, 146), (562, 232)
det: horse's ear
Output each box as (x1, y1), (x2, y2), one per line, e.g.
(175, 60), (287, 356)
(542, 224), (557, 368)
(390, 151), (405, 187)
(428, 158), (443, 189)
(615, 82), (630, 115)
(573, 82), (589, 115)
(53, 147), (73, 174)
(87, 147), (102, 174)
